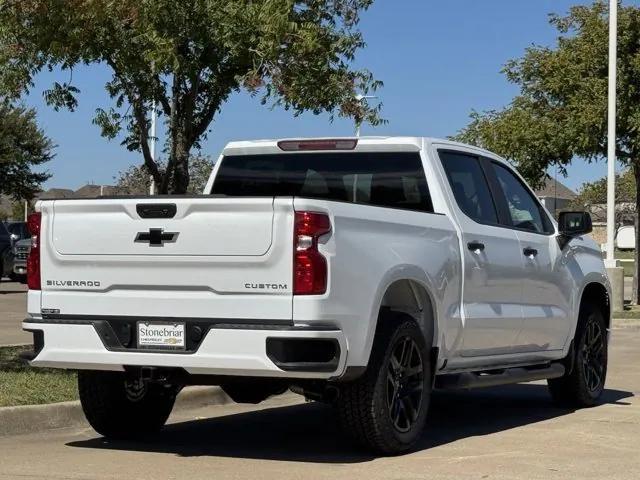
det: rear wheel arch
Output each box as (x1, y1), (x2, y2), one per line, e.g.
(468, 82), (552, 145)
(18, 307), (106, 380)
(379, 279), (437, 351)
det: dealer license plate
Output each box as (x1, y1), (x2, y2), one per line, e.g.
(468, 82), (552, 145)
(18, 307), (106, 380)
(137, 322), (186, 350)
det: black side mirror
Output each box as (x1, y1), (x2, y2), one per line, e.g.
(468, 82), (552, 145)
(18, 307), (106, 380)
(558, 211), (593, 237)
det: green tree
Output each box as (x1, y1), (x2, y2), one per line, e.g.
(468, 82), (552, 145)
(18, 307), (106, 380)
(115, 154), (214, 195)
(10, 200), (26, 221)
(454, 1), (640, 303)
(0, 102), (53, 199)
(0, 0), (382, 194)
(571, 169), (636, 227)
(572, 169), (635, 206)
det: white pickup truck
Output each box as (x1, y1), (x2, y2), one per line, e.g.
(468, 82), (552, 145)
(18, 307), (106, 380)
(23, 137), (610, 454)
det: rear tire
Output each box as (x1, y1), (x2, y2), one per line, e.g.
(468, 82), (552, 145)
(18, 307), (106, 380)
(548, 303), (608, 407)
(335, 312), (432, 455)
(78, 371), (178, 438)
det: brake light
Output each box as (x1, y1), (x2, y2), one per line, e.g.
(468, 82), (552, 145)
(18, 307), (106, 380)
(278, 139), (358, 151)
(294, 211), (331, 295)
(27, 212), (41, 290)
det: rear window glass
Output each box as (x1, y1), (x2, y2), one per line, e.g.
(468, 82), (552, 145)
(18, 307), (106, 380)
(211, 152), (433, 212)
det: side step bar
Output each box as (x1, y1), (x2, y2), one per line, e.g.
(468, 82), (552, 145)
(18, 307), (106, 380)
(435, 363), (565, 390)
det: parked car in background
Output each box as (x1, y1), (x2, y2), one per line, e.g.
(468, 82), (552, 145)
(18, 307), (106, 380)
(616, 225), (635, 251)
(11, 237), (30, 283)
(6, 221), (29, 242)
(0, 222), (15, 280)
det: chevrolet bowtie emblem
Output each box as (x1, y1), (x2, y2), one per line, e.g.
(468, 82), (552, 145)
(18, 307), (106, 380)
(135, 228), (178, 246)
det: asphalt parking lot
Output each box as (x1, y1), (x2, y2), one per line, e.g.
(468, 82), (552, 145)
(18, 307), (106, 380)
(0, 327), (637, 479)
(0, 279), (639, 479)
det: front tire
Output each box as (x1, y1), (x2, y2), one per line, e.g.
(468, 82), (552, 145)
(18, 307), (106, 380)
(335, 313), (432, 455)
(548, 303), (608, 407)
(78, 371), (178, 438)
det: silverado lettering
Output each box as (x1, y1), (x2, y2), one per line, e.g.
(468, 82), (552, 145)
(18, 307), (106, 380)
(46, 280), (101, 287)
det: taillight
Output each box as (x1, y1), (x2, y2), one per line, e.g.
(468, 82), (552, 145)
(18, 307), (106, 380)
(27, 212), (41, 290)
(294, 211), (331, 295)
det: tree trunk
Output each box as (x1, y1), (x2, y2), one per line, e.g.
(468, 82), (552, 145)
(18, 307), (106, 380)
(161, 124), (191, 194)
(632, 162), (640, 305)
(172, 144), (190, 194)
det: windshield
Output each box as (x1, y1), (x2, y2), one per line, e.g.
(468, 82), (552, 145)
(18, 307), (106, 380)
(211, 152), (433, 212)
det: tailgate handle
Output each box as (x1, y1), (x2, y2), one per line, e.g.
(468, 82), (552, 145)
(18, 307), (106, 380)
(136, 203), (177, 219)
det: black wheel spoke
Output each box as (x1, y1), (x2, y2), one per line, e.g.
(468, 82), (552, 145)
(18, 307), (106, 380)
(389, 354), (401, 374)
(386, 334), (425, 433)
(399, 339), (410, 368)
(581, 318), (605, 393)
(402, 397), (418, 423)
(592, 341), (604, 356)
(405, 365), (423, 378)
(406, 380), (423, 394)
(590, 365), (601, 387)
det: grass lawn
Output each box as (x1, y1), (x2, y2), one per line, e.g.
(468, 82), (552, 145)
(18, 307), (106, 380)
(0, 346), (77, 407)
(614, 250), (635, 276)
(616, 305), (640, 319)
(622, 262), (635, 277)
(615, 250), (635, 260)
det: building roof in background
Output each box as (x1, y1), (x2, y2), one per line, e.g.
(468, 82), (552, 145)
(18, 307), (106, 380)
(73, 184), (119, 198)
(35, 188), (75, 200)
(534, 177), (576, 200)
(2, 185), (120, 220)
(35, 184), (119, 200)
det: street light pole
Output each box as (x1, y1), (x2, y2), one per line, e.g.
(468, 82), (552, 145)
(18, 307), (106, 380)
(605, 0), (617, 267)
(149, 105), (157, 195)
(354, 94), (377, 137)
(605, 0), (624, 313)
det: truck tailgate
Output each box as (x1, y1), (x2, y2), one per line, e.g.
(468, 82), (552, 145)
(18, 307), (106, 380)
(37, 197), (294, 321)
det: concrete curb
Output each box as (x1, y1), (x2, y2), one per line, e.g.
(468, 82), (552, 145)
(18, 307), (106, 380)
(0, 386), (230, 437)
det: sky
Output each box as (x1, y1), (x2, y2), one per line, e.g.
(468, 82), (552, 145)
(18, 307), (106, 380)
(23, 0), (625, 192)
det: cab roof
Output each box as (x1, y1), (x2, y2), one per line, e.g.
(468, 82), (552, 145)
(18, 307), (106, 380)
(221, 136), (502, 160)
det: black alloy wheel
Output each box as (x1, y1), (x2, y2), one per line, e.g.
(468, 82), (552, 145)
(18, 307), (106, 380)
(581, 315), (606, 394)
(387, 336), (424, 433)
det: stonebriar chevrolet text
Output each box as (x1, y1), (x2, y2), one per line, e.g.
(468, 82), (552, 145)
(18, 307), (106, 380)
(22, 137), (610, 454)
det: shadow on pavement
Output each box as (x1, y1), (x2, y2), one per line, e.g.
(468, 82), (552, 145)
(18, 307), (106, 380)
(67, 384), (633, 464)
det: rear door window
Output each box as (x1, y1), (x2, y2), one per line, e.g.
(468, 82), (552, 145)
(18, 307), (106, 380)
(439, 151), (498, 224)
(212, 152), (434, 213)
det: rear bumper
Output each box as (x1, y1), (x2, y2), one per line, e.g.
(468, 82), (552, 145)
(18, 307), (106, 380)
(22, 318), (348, 379)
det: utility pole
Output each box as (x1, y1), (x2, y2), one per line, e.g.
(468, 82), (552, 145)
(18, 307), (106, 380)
(605, 0), (624, 313)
